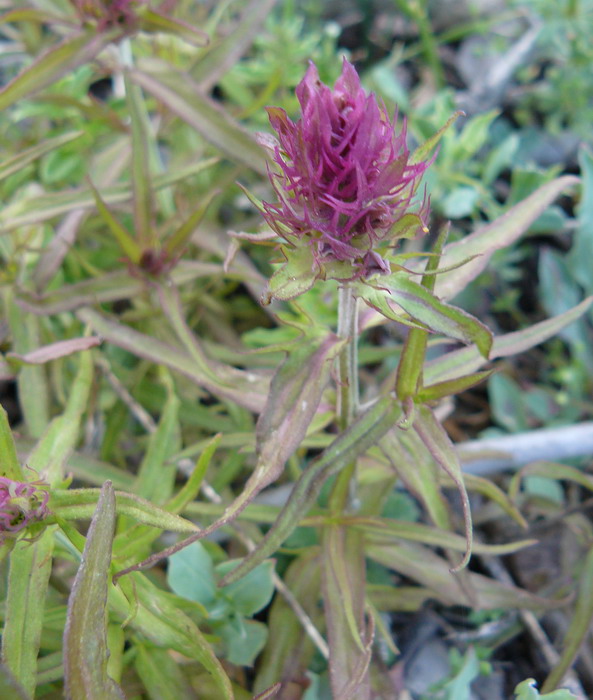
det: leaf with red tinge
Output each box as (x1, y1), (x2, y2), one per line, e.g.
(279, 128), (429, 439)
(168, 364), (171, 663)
(425, 296), (593, 385)
(63, 481), (125, 700)
(361, 272), (493, 358)
(434, 176), (580, 300)
(130, 68), (267, 174)
(413, 406), (473, 571)
(252, 682), (282, 699)
(322, 526), (372, 700)
(7, 337), (101, 366)
(0, 31), (116, 110)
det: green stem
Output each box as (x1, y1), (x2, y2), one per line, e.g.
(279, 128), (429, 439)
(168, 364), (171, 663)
(329, 284), (360, 513)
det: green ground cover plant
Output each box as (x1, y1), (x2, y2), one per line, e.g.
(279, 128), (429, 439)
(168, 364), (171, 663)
(0, 1), (592, 698)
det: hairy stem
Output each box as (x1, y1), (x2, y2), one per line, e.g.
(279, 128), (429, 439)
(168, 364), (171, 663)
(329, 284), (360, 513)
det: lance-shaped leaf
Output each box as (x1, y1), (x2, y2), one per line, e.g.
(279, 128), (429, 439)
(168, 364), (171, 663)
(49, 489), (199, 533)
(217, 396), (403, 586)
(134, 645), (196, 700)
(63, 482), (125, 700)
(411, 111), (463, 165)
(113, 395), (402, 585)
(434, 176), (580, 301)
(124, 71), (154, 250)
(27, 349), (92, 485)
(19, 261), (223, 315)
(322, 526), (372, 700)
(163, 189), (219, 259)
(413, 405), (473, 571)
(361, 272), (493, 358)
(353, 517), (533, 555)
(541, 546), (593, 693)
(417, 369), (494, 402)
(0, 31), (116, 110)
(254, 550), (322, 694)
(0, 158), (217, 233)
(0, 665), (31, 700)
(7, 337), (101, 366)
(205, 332), (342, 521)
(0, 406), (24, 481)
(191, 0), (277, 91)
(425, 296), (593, 385)
(367, 540), (565, 610)
(129, 67), (267, 174)
(109, 573), (233, 699)
(77, 307), (268, 413)
(0, 131), (83, 182)
(88, 180), (142, 263)
(138, 9), (208, 46)
(1, 529), (54, 697)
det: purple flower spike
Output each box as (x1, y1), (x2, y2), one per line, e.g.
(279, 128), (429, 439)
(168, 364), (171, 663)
(0, 477), (49, 540)
(260, 59), (433, 281)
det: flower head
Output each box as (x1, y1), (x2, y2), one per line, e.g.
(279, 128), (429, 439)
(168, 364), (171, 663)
(72, 0), (143, 31)
(259, 59), (432, 281)
(0, 477), (49, 541)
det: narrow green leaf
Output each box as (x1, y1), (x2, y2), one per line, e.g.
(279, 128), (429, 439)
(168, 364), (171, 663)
(417, 369), (494, 402)
(129, 68), (267, 174)
(114, 396), (401, 586)
(425, 296), (593, 385)
(542, 546), (593, 693)
(381, 427), (451, 531)
(163, 189), (219, 257)
(322, 526), (371, 699)
(138, 8), (208, 46)
(27, 349), (92, 486)
(133, 372), (180, 504)
(109, 574), (233, 699)
(0, 406), (24, 480)
(411, 111), (462, 164)
(1, 529), (55, 697)
(191, 0), (276, 91)
(354, 516), (533, 555)
(76, 307), (268, 413)
(217, 396), (402, 586)
(166, 433), (221, 514)
(509, 461), (593, 502)
(88, 180), (142, 263)
(363, 273), (493, 358)
(63, 482), (125, 700)
(0, 131), (83, 182)
(367, 540), (565, 610)
(8, 297), (50, 438)
(0, 159), (218, 233)
(19, 260), (223, 315)
(413, 406), (473, 571)
(49, 489), (199, 533)
(172, 333), (342, 545)
(435, 176), (580, 300)
(134, 645), (196, 700)
(124, 72), (153, 249)
(0, 32), (113, 110)
(0, 664), (31, 700)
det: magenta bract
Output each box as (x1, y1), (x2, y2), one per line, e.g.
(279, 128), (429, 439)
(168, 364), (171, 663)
(0, 477), (49, 539)
(260, 59), (432, 280)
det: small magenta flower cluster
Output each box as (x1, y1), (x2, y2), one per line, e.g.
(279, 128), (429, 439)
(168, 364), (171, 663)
(0, 476), (49, 540)
(260, 59), (432, 280)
